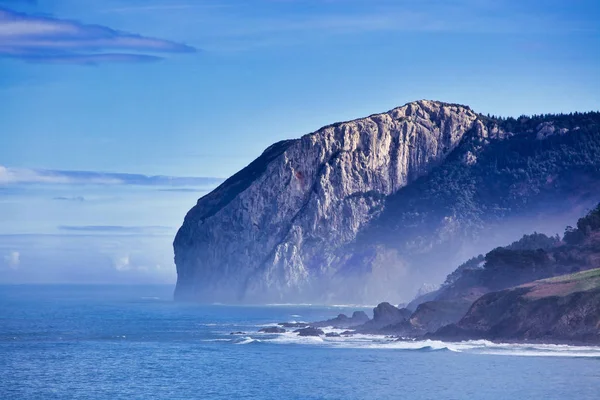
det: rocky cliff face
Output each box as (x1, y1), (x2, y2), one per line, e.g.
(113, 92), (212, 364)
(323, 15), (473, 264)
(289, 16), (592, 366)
(174, 101), (600, 303)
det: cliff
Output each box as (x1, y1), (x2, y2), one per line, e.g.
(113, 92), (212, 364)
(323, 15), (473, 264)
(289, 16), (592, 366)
(174, 100), (600, 303)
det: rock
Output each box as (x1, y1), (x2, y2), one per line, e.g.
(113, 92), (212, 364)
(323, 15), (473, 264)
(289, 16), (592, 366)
(258, 327), (286, 333)
(340, 330), (354, 336)
(407, 300), (472, 335)
(373, 302), (412, 321)
(229, 331), (246, 335)
(311, 311), (370, 328)
(325, 332), (341, 337)
(351, 311), (369, 324)
(294, 327), (325, 337)
(174, 101), (600, 304)
(356, 302), (412, 332)
(278, 322), (308, 328)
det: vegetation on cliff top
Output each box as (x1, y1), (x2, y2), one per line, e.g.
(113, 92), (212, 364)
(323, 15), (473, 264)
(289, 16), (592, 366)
(440, 203), (600, 297)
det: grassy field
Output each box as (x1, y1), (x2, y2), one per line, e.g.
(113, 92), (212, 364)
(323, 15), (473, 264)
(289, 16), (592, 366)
(523, 268), (600, 299)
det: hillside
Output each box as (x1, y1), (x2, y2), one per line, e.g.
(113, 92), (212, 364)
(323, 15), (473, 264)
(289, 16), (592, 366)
(434, 268), (600, 343)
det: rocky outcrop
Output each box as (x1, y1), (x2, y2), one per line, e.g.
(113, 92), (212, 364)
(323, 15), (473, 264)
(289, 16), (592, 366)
(406, 299), (473, 335)
(355, 302), (412, 332)
(295, 327), (325, 337)
(312, 311), (369, 328)
(174, 101), (600, 303)
(259, 327), (286, 333)
(278, 322), (308, 328)
(434, 268), (600, 343)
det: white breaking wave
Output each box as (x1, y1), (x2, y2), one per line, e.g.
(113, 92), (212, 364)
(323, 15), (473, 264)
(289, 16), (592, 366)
(234, 327), (600, 357)
(200, 321), (600, 358)
(235, 337), (262, 345)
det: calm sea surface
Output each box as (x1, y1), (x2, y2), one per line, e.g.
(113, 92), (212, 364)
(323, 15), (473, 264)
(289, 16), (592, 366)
(1, 285), (599, 400)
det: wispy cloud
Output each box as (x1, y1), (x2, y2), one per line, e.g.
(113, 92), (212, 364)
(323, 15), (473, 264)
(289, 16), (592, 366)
(0, 6), (196, 64)
(0, 0), (36, 4)
(3, 250), (20, 269)
(111, 253), (164, 273)
(0, 165), (223, 187)
(52, 196), (86, 202)
(100, 4), (227, 14)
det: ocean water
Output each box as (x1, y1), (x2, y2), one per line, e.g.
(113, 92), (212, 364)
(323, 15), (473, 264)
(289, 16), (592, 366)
(1, 285), (599, 400)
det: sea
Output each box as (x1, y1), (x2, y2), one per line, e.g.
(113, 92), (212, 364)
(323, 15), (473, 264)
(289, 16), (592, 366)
(1, 285), (599, 400)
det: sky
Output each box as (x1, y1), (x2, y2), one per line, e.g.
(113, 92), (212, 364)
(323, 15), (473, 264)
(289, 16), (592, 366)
(1, 0), (599, 285)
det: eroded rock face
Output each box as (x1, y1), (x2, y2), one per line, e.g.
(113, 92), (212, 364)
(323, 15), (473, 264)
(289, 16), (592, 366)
(174, 100), (482, 302)
(174, 101), (600, 304)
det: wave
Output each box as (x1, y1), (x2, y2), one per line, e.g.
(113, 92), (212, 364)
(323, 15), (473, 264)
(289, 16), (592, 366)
(202, 321), (600, 358)
(446, 340), (600, 357)
(240, 328), (600, 357)
(234, 337), (262, 345)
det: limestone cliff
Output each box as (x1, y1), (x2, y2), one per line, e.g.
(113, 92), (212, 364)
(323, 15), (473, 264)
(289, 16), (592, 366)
(174, 101), (600, 303)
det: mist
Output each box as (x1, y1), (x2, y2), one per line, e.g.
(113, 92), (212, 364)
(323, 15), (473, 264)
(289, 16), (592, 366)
(0, 170), (220, 285)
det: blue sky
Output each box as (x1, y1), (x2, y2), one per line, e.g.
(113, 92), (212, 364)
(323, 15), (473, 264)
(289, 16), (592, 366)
(1, 0), (599, 284)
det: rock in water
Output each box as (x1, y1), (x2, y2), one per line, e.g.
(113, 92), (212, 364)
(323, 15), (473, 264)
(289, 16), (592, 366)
(350, 311), (370, 325)
(311, 311), (370, 328)
(356, 302), (412, 331)
(258, 327), (286, 333)
(278, 322), (308, 328)
(295, 327), (325, 337)
(174, 101), (600, 303)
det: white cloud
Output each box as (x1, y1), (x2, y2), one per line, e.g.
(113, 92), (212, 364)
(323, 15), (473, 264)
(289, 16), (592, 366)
(3, 251), (20, 269)
(112, 254), (160, 273)
(0, 7), (196, 64)
(0, 165), (222, 187)
(0, 165), (121, 185)
(114, 255), (131, 271)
